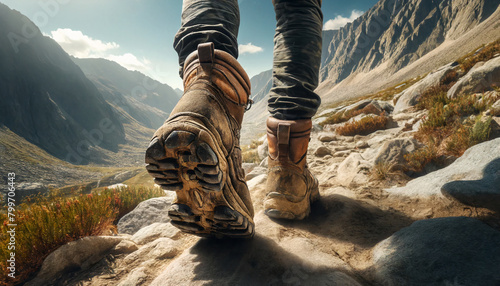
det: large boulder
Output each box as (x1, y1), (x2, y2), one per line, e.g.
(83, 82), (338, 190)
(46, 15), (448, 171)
(385, 138), (500, 198)
(448, 56), (500, 98)
(117, 196), (173, 235)
(394, 63), (457, 113)
(372, 217), (500, 286)
(441, 157), (500, 212)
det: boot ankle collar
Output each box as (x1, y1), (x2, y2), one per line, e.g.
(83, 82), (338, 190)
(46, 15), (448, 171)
(182, 43), (252, 111)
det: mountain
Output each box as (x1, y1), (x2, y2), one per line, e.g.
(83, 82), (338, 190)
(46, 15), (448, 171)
(317, 0), (500, 104)
(250, 69), (272, 104)
(0, 3), (125, 164)
(72, 57), (180, 129)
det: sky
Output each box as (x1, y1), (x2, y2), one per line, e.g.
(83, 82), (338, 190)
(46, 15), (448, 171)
(1, 0), (378, 90)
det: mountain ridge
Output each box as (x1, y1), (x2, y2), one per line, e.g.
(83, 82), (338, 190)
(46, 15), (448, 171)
(0, 3), (126, 164)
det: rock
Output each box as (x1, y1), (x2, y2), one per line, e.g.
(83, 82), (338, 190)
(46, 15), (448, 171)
(412, 119), (423, 131)
(448, 56), (500, 98)
(247, 174), (267, 191)
(355, 141), (369, 149)
(318, 133), (337, 142)
(242, 163), (258, 176)
(373, 138), (421, 170)
(386, 138), (500, 197)
(117, 197), (173, 235)
(334, 150), (351, 158)
(117, 267), (148, 286)
(336, 153), (371, 187)
(334, 145), (349, 152)
(376, 100), (394, 114)
(441, 157), (500, 212)
(343, 136), (355, 142)
(107, 183), (127, 189)
(490, 99), (500, 116)
(314, 146), (332, 157)
(111, 240), (139, 255)
(394, 63), (456, 113)
(257, 139), (269, 160)
(131, 222), (181, 245)
(124, 238), (181, 264)
(26, 236), (124, 285)
(372, 217), (500, 286)
(150, 234), (361, 286)
(343, 99), (372, 115)
(245, 166), (267, 181)
(259, 157), (268, 168)
(312, 123), (323, 132)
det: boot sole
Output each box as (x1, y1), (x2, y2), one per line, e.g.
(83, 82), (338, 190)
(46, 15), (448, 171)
(145, 126), (254, 239)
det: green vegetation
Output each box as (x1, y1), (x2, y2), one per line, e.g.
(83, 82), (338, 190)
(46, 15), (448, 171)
(0, 186), (164, 285)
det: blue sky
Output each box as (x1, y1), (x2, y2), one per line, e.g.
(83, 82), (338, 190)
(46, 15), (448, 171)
(1, 0), (378, 90)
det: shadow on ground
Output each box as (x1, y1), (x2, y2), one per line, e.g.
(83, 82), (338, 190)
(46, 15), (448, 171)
(270, 194), (414, 248)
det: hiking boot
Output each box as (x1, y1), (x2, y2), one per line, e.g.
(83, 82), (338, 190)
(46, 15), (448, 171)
(145, 43), (254, 238)
(264, 117), (319, 220)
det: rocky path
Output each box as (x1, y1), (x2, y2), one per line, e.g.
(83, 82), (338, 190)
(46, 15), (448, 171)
(26, 57), (500, 285)
(28, 124), (500, 286)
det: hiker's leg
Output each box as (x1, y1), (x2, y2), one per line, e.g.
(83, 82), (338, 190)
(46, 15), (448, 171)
(146, 0), (255, 238)
(268, 0), (323, 120)
(264, 0), (323, 220)
(173, 0), (240, 77)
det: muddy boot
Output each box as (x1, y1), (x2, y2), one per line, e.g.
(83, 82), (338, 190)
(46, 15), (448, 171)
(145, 43), (254, 238)
(264, 117), (319, 220)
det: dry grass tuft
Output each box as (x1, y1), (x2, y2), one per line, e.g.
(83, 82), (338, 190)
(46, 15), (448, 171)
(336, 115), (389, 136)
(457, 39), (500, 74)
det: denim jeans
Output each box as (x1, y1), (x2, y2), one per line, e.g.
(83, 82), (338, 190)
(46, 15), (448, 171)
(174, 0), (323, 120)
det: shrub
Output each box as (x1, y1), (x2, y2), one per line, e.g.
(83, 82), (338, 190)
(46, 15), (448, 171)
(404, 145), (439, 173)
(416, 85), (449, 111)
(0, 186), (163, 285)
(336, 115), (388, 136)
(446, 116), (491, 157)
(457, 38), (500, 74)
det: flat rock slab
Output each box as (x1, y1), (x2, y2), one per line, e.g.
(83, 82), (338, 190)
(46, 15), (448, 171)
(150, 234), (362, 286)
(372, 217), (500, 286)
(385, 138), (500, 198)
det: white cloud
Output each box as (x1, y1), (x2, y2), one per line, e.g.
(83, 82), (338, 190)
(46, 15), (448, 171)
(324, 10), (364, 30)
(107, 53), (148, 71)
(50, 28), (119, 58)
(49, 28), (153, 77)
(239, 43), (263, 55)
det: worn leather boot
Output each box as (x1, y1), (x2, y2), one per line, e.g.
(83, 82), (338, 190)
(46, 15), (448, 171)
(145, 43), (254, 238)
(264, 117), (319, 220)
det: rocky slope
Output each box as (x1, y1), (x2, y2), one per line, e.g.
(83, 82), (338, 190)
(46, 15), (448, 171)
(320, 0), (499, 84)
(72, 57), (180, 129)
(317, 0), (500, 105)
(0, 3), (125, 163)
